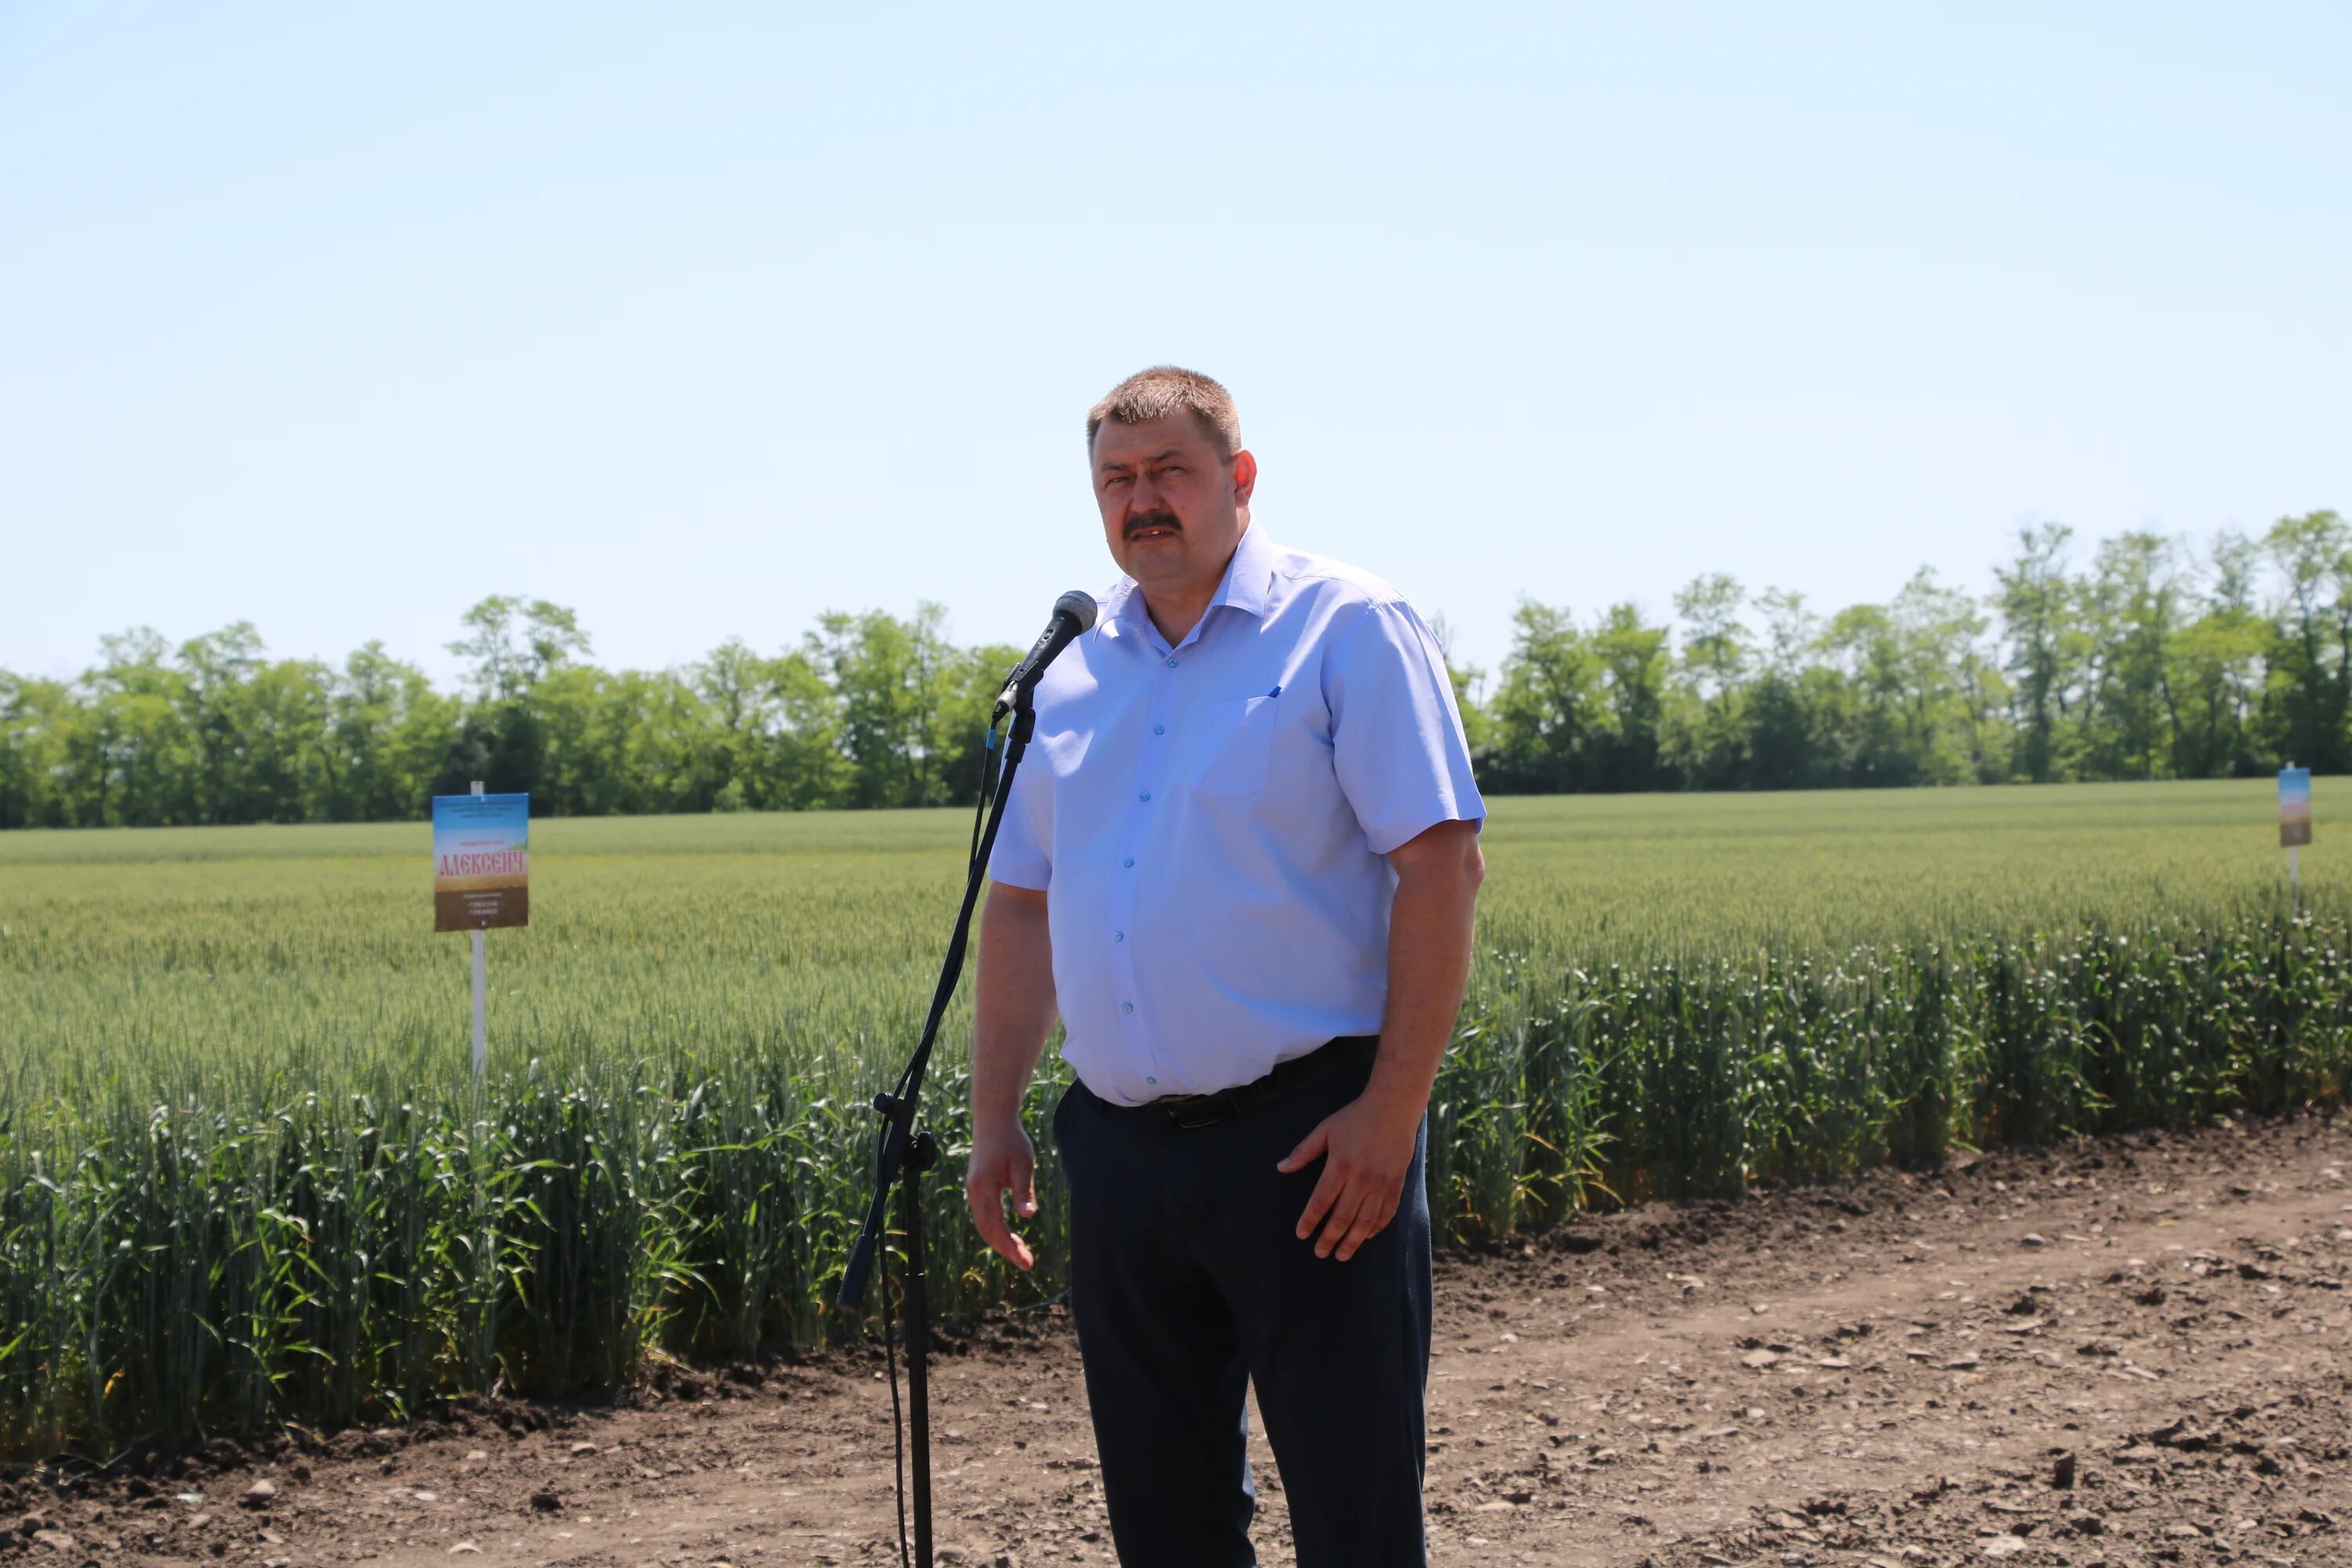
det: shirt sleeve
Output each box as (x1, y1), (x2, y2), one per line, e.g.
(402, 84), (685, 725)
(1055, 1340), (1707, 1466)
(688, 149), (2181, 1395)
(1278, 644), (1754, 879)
(1327, 598), (1487, 855)
(985, 747), (1053, 891)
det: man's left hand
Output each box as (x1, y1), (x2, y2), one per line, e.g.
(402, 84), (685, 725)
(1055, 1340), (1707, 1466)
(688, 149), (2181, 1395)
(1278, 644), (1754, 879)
(1277, 1090), (1423, 1261)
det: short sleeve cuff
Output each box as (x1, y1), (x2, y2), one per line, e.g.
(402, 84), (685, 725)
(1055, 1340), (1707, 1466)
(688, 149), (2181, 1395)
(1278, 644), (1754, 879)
(985, 844), (1051, 891)
(1363, 801), (1486, 857)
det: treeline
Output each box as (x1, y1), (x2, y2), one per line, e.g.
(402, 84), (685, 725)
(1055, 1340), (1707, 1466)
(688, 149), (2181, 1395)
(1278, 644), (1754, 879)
(0, 510), (2343, 829)
(0, 598), (1019, 829)
(1470, 511), (2347, 793)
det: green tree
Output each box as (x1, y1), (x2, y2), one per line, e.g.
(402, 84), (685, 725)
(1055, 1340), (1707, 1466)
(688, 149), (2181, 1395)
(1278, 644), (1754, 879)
(803, 604), (972, 808)
(239, 659), (336, 822)
(1822, 602), (1911, 785)
(448, 596), (592, 702)
(1907, 570), (2002, 784)
(2168, 531), (2268, 778)
(1486, 601), (1610, 794)
(328, 643), (458, 820)
(1744, 589), (1828, 789)
(2259, 510), (2351, 774)
(1665, 574), (1751, 789)
(174, 623), (267, 822)
(436, 597), (593, 800)
(74, 630), (195, 826)
(1994, 524), (2075, 783)
(695, 644), (852, 811)
(1592, 602), (1672, 791)
(2075, 533), (2183, 780)
(0, 673), (73, 829)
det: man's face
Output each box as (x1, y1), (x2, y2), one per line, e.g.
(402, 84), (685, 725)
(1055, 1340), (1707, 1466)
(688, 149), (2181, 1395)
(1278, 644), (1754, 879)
(1091, 413), (1258, 593)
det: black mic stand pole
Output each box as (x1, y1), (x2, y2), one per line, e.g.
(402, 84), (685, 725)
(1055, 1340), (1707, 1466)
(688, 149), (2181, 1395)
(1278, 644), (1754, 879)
(837, 686), (1037, 1568)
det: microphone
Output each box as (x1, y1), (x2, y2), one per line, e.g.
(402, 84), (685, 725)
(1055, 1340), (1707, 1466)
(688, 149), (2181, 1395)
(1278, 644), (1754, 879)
(996, 590), (1098, 717)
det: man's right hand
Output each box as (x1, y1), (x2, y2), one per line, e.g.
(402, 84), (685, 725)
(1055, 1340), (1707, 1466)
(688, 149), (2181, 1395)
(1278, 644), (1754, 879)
(965, 1115), (1039, 1272)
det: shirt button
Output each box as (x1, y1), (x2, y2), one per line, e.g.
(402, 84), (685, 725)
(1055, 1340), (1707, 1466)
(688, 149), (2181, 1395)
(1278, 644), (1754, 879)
(1122, 857), (1134, 868)
(1122, 1002), (1134, 1014)
(1152, 724), (1165, 735)
(1146, 1076), (1157, 1085)
(1165, 656), (1178, 668)
(1113, 931), (1125, 942)
(1138, 791), (1151, 802)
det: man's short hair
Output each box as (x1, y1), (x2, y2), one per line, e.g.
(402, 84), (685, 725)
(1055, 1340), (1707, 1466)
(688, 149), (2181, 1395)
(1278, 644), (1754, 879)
(1086, 366), (1242, 461)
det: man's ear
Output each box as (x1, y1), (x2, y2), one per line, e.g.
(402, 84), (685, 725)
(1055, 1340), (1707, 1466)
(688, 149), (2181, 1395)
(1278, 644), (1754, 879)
(1231, 448), (1258, 507)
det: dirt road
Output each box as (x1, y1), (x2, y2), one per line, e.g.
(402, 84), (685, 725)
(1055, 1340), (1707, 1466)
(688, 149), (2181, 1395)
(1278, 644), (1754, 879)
(19, 1109), (2350, 1568)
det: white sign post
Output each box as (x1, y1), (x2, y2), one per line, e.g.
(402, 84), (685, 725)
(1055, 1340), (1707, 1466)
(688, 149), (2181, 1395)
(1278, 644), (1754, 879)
(432, 781), (532, 1090)
(428, 779), (532, 1383)
(470, 782), (488, 1082)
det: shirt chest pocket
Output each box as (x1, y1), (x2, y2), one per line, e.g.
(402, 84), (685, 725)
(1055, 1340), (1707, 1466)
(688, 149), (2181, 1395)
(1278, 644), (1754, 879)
(1191, 692), (1280, 797)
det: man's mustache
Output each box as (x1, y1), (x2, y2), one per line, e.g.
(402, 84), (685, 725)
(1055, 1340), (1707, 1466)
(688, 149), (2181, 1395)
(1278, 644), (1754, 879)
(1124, 511), (1181, 539)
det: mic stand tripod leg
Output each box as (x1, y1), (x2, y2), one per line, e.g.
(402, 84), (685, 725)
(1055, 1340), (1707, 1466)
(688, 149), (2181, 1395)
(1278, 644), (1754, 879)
(901, 1129), (938, 1567)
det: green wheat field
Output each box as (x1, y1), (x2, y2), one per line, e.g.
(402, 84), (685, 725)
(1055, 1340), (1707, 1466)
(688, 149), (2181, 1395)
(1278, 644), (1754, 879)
(4, 780), (2350, 1458)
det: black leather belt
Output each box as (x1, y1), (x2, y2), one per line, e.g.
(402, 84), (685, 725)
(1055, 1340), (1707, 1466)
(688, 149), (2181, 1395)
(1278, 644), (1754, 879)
(1133, 1035), (1379, 1129)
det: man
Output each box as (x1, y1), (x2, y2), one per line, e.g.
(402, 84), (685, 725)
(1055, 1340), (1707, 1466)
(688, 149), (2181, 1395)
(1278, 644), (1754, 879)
(966, 366), (1485, 1567)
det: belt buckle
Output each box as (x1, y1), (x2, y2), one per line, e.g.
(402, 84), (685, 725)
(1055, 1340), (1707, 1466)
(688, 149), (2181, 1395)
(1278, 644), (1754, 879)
(1167, 1097), (1225, 1130)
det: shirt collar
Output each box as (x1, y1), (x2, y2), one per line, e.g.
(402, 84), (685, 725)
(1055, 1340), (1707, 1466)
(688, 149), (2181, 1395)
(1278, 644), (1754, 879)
(1099, 524), (1276, 644)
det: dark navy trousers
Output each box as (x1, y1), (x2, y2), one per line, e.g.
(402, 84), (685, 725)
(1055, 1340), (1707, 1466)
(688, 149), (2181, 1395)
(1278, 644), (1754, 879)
(1051, 1051), (1432, 1568)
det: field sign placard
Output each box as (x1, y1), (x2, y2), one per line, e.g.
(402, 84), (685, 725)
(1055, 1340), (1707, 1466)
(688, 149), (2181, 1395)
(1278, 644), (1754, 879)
(2280, 768), (2314, 848)
(433, 792), (531, 931)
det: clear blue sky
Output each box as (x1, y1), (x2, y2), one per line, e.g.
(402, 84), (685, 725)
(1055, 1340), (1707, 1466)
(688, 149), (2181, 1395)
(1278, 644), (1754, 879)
(4, 5), (2347, 688)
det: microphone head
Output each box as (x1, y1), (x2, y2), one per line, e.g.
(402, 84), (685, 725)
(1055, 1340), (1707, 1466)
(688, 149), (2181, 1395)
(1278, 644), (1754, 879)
(1055, 589), (1098, 632)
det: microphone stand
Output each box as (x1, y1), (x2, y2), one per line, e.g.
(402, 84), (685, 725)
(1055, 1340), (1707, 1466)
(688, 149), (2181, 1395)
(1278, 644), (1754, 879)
(837, 684), (1037, 1568)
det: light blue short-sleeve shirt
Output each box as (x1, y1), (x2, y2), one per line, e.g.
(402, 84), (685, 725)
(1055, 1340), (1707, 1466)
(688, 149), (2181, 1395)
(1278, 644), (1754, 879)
(988, 524), (1486, 1106)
